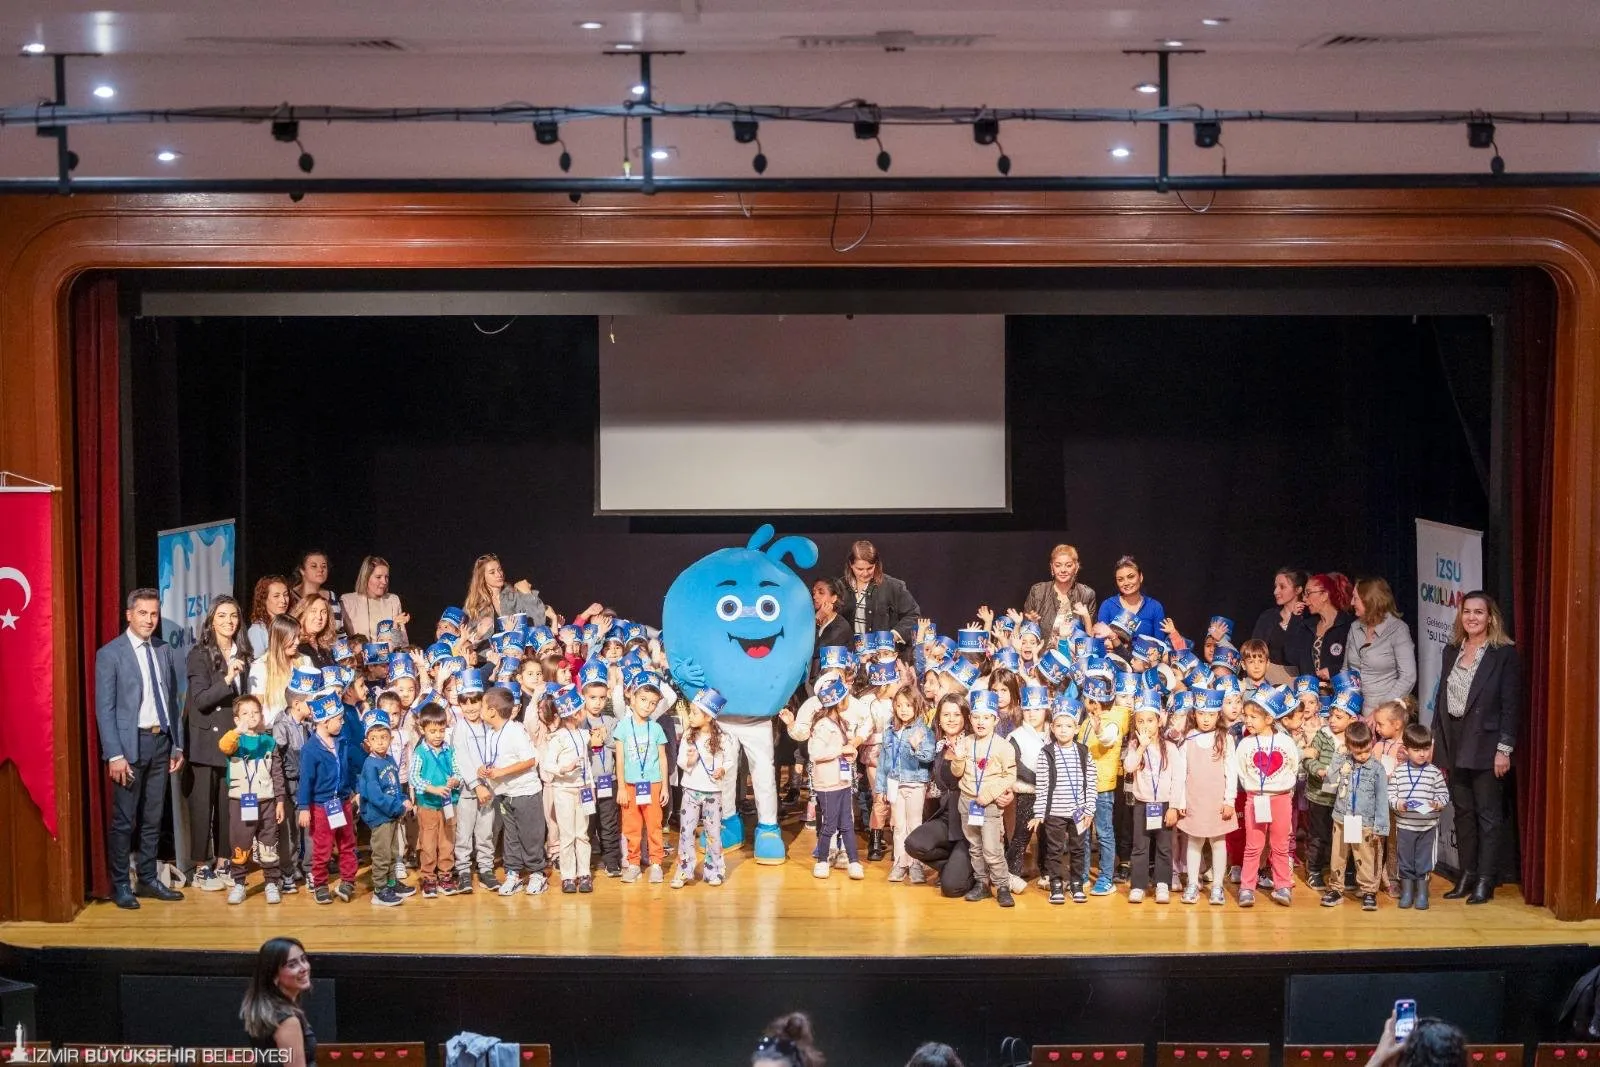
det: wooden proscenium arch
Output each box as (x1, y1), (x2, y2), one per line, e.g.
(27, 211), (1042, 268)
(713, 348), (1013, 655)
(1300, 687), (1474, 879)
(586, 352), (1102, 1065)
(0, 189), (1595, 923)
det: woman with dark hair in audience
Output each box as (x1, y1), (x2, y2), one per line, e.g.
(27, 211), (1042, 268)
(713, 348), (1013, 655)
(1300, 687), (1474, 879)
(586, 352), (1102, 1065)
(1250, 567), (1311, 682)
(1092, 555), (1167, 643)
(843, 540), (922, 648)
(1346, 577), (1418, 706)
(1286, 572), (1356, 682)
(752, 1011), (825, 1067)
(247, 575), (291, 665)
(341, 555), (409, 645)
(1434, 591), (1520, 905)
(1364, 1011), (1467, 1067)
(903, 694), (976, 897)
(182, 594), (252, 891)
(241, 937), (315, 1067)
(906, 1045), (966, 1067)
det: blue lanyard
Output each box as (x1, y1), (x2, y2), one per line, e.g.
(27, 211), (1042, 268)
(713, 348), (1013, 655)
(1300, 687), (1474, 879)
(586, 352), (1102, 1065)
(466, 722), (496, 770)
(972, 734), (996, 795)
(242, 757), (264, 794)
(1402, 764), (1423, 806)
(693, 734), (716, 777)
(1143, 746), (1162, 797)
(1254, 735), (1272, 791)
(1349, 764), (1363, 805)
(627, 718), (653, 779)
(566, 728), (589, 783)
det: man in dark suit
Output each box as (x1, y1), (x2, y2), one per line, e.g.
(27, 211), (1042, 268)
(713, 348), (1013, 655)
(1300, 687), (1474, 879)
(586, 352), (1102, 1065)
(95, 587), (186, 909)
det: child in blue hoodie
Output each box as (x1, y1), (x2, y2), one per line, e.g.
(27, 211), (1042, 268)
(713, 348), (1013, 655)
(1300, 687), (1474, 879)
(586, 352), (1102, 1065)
(359, 710), (414, 907)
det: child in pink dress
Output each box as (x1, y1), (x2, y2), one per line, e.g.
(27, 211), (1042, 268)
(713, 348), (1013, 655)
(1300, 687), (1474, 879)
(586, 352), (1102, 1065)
(1178, 690), (1238, 905)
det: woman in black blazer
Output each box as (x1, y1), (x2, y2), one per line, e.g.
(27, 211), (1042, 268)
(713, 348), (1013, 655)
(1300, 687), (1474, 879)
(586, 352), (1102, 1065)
(184, 595), (252, 889)
(1432, 591), (1521, 905)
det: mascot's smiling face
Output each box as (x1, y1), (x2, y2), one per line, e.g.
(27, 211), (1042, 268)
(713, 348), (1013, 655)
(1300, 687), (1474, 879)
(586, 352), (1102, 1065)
(662, 525), (817, 720)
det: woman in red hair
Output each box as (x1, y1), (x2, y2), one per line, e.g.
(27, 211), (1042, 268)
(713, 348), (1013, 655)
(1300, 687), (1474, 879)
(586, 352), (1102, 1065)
(1286, 572), (1356, 682)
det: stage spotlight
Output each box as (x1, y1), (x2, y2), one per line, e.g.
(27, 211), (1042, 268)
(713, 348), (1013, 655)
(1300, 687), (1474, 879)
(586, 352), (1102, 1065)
(1467, 120), (1496, 149)
(298, 151), (314, 173)
(21, 42), (45, 55)
(853, 119), (879, 140)
(630, 84), (646, 96)
(534, 120), (561, 145)
(1193, 121), (1222, 148)
(973, 118), (999, 146)
(93, 85), (115, 99)
(996, 152), (1012, 176)
(1134, 82), (1160, 95)
(569, 192), (583, 203)
(156, 150), (180, 163)
(752, 149), (768, 174)
(271, 119), (299, 144)
(732, 118), (759, 144)
(876, 148), (891, 172)
(1109, 146), (1131, 159)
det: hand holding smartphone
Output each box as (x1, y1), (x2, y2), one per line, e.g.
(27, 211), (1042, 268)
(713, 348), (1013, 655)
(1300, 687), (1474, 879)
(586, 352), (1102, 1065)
(1394, 999), (1418, 1043)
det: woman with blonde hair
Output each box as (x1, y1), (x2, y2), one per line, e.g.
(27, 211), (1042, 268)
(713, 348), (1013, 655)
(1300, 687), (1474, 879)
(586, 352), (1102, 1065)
(1433, 591), (1520, 905)
(340, 555), (409, 645)
(1021, 543), (1098, 639)
(463, 553), (558, 639)
(248, 615), (304, 726)
(291, 594), (336, 668)
(1346, 577), (1418, 706)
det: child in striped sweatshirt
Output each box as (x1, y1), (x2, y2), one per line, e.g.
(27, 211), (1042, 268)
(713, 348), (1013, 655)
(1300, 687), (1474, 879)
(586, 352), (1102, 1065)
(1388, 721), (1450, 912)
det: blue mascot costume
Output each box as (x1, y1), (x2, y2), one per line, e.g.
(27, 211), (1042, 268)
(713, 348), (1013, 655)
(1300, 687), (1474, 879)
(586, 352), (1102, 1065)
(662, 524), (816, 864)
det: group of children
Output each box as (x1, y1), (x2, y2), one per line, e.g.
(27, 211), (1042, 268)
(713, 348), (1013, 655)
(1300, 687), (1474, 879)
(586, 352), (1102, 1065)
(205, 581), (1451, 914)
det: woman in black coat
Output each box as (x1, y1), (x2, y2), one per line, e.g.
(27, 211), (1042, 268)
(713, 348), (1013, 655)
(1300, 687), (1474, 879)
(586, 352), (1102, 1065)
(842, 540), (922, 648)
(1285, 572), (1356, 682)
(1433, 591), (1521, 904)
(903, 695), (974, 897)
(183, 595), (252, 889)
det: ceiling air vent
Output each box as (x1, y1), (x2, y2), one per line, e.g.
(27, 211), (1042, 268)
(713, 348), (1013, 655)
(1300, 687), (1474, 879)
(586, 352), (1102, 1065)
(787, 30), (990, 51)
(185, 37), (411, 52)
(1303, 32), (1508, 49)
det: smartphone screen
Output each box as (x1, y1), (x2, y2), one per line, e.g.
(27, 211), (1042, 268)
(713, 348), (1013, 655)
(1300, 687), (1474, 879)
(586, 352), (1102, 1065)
(1394, 999), (1418, 1042)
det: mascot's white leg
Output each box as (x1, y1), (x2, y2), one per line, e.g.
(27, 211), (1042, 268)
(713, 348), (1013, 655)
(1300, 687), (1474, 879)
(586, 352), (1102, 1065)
(717, 716), (783, 864)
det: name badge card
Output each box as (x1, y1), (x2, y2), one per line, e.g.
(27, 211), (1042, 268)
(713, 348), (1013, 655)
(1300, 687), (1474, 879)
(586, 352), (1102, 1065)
(580, 786), (597, 816)
(967, 800), (987, 827)
(596, 773), (615, 799)
(885, 777), (900, 795)
(1145, 801), (1164, 831)
(1343, 812), (1363, 840)
(324, 798), (347, 829)
(839, 756), (852, 777)
(443, 800), (455, 821)
(635, 781), (654, 806)
(240, 793), (260, 823)
(1252, 793), (1273, 824)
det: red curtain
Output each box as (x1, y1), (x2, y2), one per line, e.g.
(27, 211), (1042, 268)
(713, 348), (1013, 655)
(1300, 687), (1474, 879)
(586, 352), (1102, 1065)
(72, 274), (120, 900)
(1509, 273), (1555, 905)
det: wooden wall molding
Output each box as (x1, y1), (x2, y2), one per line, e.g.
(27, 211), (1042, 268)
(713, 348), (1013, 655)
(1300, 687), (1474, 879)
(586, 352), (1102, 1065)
(1, 188), (1597, 922)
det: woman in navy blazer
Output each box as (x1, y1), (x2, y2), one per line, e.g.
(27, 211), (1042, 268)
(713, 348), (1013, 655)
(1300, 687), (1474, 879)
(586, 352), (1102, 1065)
(1432, 591), (1521, 905)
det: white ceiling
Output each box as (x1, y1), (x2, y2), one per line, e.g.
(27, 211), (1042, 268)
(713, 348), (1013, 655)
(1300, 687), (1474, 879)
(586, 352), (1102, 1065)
(7, 0), (1600, 56)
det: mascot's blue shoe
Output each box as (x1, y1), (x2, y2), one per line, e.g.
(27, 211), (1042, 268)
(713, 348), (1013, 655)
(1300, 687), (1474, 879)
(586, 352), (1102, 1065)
(753, 822), (786, 865)
(719, 813), (745, 851)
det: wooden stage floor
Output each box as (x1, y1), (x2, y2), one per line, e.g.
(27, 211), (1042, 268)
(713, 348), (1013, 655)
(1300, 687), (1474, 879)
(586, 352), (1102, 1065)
(5, 831), (1598, 959)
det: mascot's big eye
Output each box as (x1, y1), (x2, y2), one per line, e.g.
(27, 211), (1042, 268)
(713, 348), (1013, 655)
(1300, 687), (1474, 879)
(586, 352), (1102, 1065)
(716, 595), (744, 622)
(755, 595), (781, 622)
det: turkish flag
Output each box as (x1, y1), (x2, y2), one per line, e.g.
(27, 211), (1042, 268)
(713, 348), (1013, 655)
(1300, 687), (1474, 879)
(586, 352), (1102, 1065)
(0, 490), (55, 836)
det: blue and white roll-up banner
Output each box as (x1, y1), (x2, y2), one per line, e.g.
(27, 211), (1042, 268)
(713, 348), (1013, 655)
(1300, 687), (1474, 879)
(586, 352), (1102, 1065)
(157, 519), (236, 878)
(1415, 517), (1483, 872)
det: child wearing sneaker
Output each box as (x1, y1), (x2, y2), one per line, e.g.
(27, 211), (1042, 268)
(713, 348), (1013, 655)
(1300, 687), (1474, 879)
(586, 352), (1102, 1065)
(545, 685), (597, 894)
(614, 672), (669, 884)
(1030, 700), (1093, 904)
(1078, 677), (1128, 896)
(1389, 721), (1449, 911)
(1177, 690), (1237, 905)
(952, 689), (1018, 907)
(876, 683), (935, 884)
(358, 709), (413, 906)
(1320, 719), (1390, 911)
(673, 688), (729, 889)
(483, 685), (550, 896)
(449, 669), (501, 893)
(297, 692), (359, 903)
(217, 695), (286, 905)
(408, 701), (463, 897)
(1122, 696), (1184, 904)
(577, 662), (623, 878)
(271, 689), (313, 894)
(807, 673), (865, 881)
(1235, 686), (1302, 907)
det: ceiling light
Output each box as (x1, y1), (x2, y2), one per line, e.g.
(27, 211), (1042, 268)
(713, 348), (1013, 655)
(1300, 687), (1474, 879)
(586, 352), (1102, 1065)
(93, 85), (116, 99)
(1134, 82), (1160, 94)
(613, 42), (635, 50)
(1109, 146), (1131, 159)
(21, 42), (45, 54)
(577, 21), (604, 30)
(1201, 17), (1229, 26)
(156, 150), (180, 163)
(650, 148), (669, 160)
(1164, 39), (1185, 48)
(631, 84), (646, 96)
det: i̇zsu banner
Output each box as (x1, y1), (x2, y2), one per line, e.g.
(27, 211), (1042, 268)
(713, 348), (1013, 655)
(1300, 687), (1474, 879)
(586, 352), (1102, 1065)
(0, 488), (56, 835)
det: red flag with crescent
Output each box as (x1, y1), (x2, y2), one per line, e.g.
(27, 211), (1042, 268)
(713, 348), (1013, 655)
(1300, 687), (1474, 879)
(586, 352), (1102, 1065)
(0, 489), (55, 835)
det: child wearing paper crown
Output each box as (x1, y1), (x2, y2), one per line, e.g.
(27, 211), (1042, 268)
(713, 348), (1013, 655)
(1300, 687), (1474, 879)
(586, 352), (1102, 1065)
(359, 709), (414, 907)
(1122, 695), (1184, 904)
(1304, 688), (1361, 890)
(1006, 685), (1052, 888)
(1235, 686), (1301, 907)
(808, 672), (866, 881)
(576, 661), (623, 877)
(409, 701), (463, 898)
(953, 688), (1019, 907)
(614, 672), (670, 884)
(1078, 677), (1128, 895)
(674, 688), (729, 889)
(483, 685), (550, 896)
(1178, 689), (1237, 906)
(1032, 699), (1094, 904)
(271, 686), (314, 894)
(449, 669), (501, 892)
(297, 692), (359, 904)
(217, 694), (286, 906)
(1320, 719), (1390, 911)
(877, 682), (935, 883)
(545, 684), (598, 894)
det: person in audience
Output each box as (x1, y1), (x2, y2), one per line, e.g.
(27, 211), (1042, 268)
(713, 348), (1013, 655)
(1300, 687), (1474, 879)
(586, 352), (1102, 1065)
(1434, 591), (1520, 905)
(289, 550), (340, 632)
(752, 1012), (826, 1067)
(341, 555), (410, 646)
(183, 595), (251, 891)
(1022, 543), (1098, 640)
(905, 1045), (965, 1067)
(241, 937), (315, 1067)
(1346, 578), (1418, 707)
(1287, 572), (1356, 681)
(842, 540), (922, 647)
(1250, 567), (1310, 683)
(246, 575), (291, 663)
(1364, 1011), (1468, 1067)
(1093, 555), (1167, 643)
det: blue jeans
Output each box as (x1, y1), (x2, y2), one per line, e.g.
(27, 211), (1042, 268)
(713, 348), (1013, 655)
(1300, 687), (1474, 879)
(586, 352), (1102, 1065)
(1079, 789), (1116, 882)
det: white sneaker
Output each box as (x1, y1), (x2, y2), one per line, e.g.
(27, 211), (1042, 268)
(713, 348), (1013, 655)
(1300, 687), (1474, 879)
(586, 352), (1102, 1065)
(832, 848), (849, 870)
(1036, 876), (1051, 889)
(848, 862), (865, 880)
(524, 872), (548, 895)
(1181, 883), (1200, 905)
(670, 872), (686, 889)
(648, 864), (664, 884)
(394, 861), (408, 881)
(498, 873), (523, 896)
(226, 883), (246, 905)
(620, 865), (641, 884)
(1226, 864), (1241, 884)
(264, 881), (281, 905)
(1155, 882), (1171, 904)
(1128, 887), (1145, 903)
(813, 861), (830, 879)
(1009, 874), (1027, 893)
(1209, 886), (1227, 906)
(887, 865), (908, 883)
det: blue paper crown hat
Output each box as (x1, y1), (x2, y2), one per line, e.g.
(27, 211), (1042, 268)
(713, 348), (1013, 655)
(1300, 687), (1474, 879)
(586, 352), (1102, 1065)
(941, 657), (980, 689)
(309, 693), (342, 722)
(693, 687), (727, 717)
(815, 672), (849, 708)
(364, 641), (392, 665)
(867, 659), (899, 686)
(1332, 668), (1363, 693)
(818, 645), (852, 670)
(1052, 691), (1084, 720)
(578, 661), (609, 689)
(956, 627), (989, 654)
(1018, 619), (1042, 641)
(440, 606), (466, 628)
(1082, 677), (1113, 703)
(1020, 685), (1051, 711)
(1333, 688), (1364, 716)
(363, 709), (393, 735)
(555, 684), (585, 718)
(1036, 648), (1071, 685)
(386, 656), (417, 683)
(288, 667), (324, 697)
(969, 689), (1000, 717)
(1191, 687), (1223, 711)
(1210, 615), (1235, 638)
(458, 668), (486, 696)
(331, 636), (354, 661)
(1169, 690), (1195, 713)
(1134, 686), (1164, 714)
(1292, 674), (1320, 699)
(1109, 609), (1141, 636)
(992, 647), (1021, 672)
